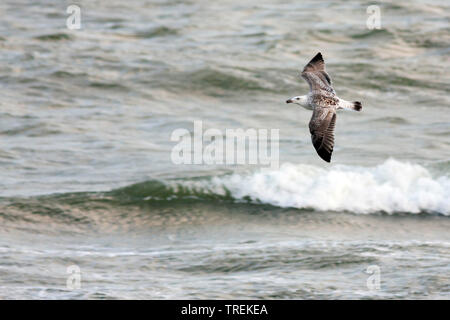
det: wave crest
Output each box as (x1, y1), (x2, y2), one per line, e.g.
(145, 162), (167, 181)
(212, 159), (450, 215)
(109, 159), (449, 215)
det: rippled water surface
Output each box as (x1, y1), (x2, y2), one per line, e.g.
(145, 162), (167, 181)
(0, 0), (449, 299)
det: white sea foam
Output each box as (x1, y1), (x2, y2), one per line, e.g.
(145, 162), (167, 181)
(210, 159), (450, 215)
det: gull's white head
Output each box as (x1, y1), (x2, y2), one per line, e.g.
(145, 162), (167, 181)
(286, 95), (309, 108)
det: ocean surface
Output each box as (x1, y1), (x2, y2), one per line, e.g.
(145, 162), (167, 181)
(0, 0), (449, 299)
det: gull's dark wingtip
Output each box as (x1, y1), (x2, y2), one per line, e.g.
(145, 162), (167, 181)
(303, 52), (326, 73)
(316, 148), (332, 163)
(310, 52), (324, 64)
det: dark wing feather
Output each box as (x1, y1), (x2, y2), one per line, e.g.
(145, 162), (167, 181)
(301, 52), (335, 94)
(309, 107), (336, 162)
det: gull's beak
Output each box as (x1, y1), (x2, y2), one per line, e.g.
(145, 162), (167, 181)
(286, 99), (292, 104)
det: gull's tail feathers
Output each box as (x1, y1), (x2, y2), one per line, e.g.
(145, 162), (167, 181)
(353, 101), (362, 111)
(338, 99), (363, 112)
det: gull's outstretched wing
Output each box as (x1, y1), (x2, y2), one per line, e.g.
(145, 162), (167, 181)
(309, 106), (336, 162)
(301, 52), (335, 94)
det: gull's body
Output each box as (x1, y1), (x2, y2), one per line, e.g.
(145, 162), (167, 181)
(286, 52), (362, 162)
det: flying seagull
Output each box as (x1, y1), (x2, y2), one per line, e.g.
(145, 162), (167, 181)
(286, 52), (362, 162)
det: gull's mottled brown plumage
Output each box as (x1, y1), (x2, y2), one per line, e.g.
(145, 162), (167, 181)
(303, 52), (337, 162)
(301, 52), (335, 95)
(309, 106), (336, 163)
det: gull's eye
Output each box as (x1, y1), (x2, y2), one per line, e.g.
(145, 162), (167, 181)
(296, 98), (299, 100)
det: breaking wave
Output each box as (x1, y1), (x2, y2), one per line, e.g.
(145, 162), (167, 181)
(113, 159), (450, 215)
(212, 159), (450, 215)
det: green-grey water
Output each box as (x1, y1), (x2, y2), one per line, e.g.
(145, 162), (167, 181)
(0, 0), (449, 299)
